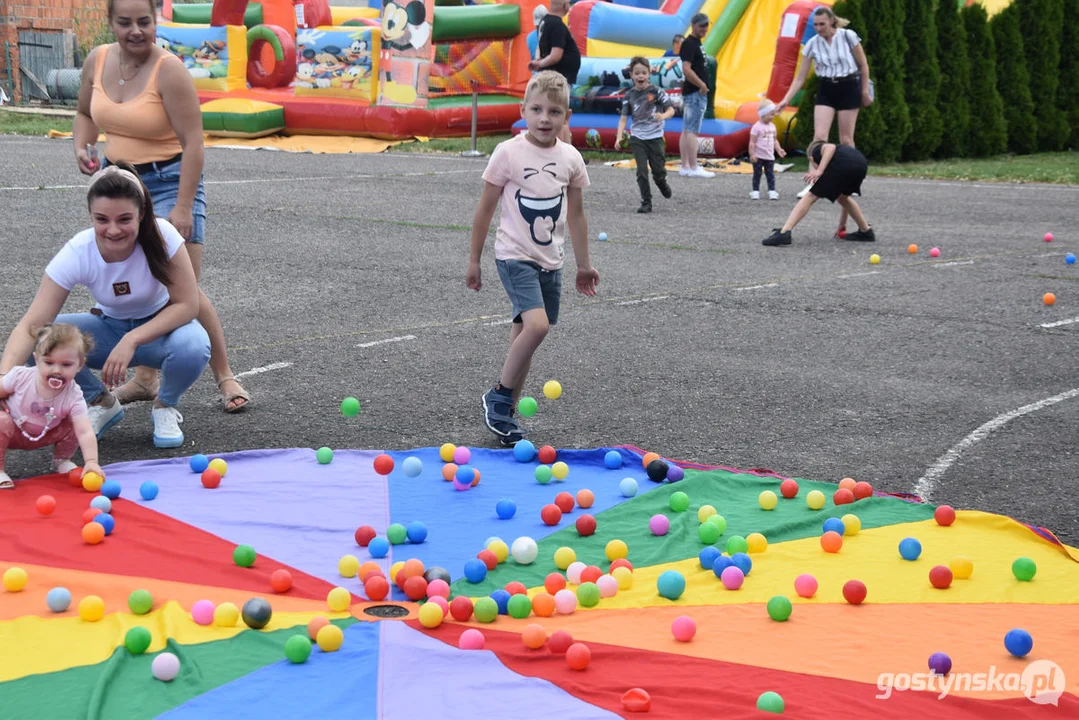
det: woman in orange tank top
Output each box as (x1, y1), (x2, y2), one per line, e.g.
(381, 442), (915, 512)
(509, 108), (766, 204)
(73, 0), (251, 417)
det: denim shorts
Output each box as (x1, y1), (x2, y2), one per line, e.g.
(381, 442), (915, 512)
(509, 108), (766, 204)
(496, 259), (563, 325)
(139, 158), (208, 244)
(682, 91), (708, 135)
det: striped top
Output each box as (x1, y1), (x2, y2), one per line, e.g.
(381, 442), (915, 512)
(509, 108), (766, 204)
(802, 28), (861, 78)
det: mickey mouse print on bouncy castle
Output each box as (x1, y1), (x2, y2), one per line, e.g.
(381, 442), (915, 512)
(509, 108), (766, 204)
(162, 0), (542, 139)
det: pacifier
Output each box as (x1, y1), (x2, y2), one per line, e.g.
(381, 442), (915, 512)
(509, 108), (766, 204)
(47, 376), (65, 390)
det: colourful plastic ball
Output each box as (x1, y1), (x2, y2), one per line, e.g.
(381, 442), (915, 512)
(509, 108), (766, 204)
(853, 481), (874, 500)
(698, 521), (721, 545)
(327, 587), (351, 613)
(841, 514), (861, 535)
(725, 535), (748, 556)
(79, 595), (105, 622)
(929, 247), (941, 258)
(806, 490), (826, 510)
(213, 602), (239, 627)
(580, 565), (603, 584)
(90, 496), (112, 513)
(270, 569), (292, 592)
(189, 454), (209, 473)
(46, 587), (72, 612)
(487, 538), (510, 563)
(496, 499), (517, 519)
(504, 593), (530, 619)
(449, 596), (474, 622)
(697, 505), (716, 523)
(566, 642), (591, 670)
(285, 634), (313, 663)
(935, 505), (956, 526)
(201, 469), (222, 489)
(463, 559), (487, 583)
(473, 597), (499, 623)
(92, 513), (115, 535)
(81, 521), (105, 545)
(576, 582), (601, 608)
(604, 450), (623, 469)
(401, 456), (422, 477)
(540, 504), (562, 526)
(1012, 557), (1037, 581)
(759, 490), (778, 510)
(511, 536), (539, 564)
(543, 380), (562, 400)
(36, 494), (57, 515)
(833, 488), (855, 505)
(899, 538), (922, 561)
(531, 465), (552, 484)
(418, 601), (444, 628)
(566, 561), (586, 584)
(671, 615), (696, 642)
(720, 566), (745, 590)
(139, 482), (159, 500)
(439, 443), (456, 462)
(597, 232), (609, 241)
(729, 552), (752, 576)
(767, 595), (793, 622)
(667, 465), (685, 482)
(843, 580), (867, 605)
(368, 536), (390, 559)
(242, 598), (273, 629)
(1044, 232), (1054, 242)
(605, 539), (628, 561)
(372, 454), (394, 476)
(554, 589), (578, 614)
(386, 524), (408, 545)
(316, 447), (334, 464)
(657, 570), (686, 600)
(208, 458), (228, 477)
(576, 514), (597, 536)
(517, 396), (538, 417)
(699, 546), (721, 569)
(554, 491), (576, 514)
(950, 556), (974, 579)
(706, 514), (727, 534)
(233, 544), (256, 568)
(647, 459), (670, 482)
(125, 626), (152, 654)
(552, 461), (570, 480)
(929, 565), (953, 589)
(548, 629), (574, 654)
(619, 477), (638, 497)
(151, 652), (181, 682)
(459, 628), (485, 650)
(406, 521), (428, 543)
(712, 555), (734, 578)
(576, 488), (595, 509)
(128, 589), (153, 615)
(191, 599), (215, 625)
(340, 396), (361, 417)
(649, 514), (670, 536)
(1005, 629), (1033, 658)
(746, 532), (768, 554)
(929, 652), (952, 675)
(794, 574), (818, 598)
(669, 491), (689, 512)
(1066, 253), (1076, 265)
(514, 440), (537, 462)
(81, 471), (103, 492)
(354, 526), (376, 547)
(98, 480), (121, 499)
(780, 479), (799, 498)
(756, 691), (785, 714)
(553, 546), (576, 570)
(821, 531), (843, 553)
(596, 574), (618, 598)
(317, 624), (344, 652)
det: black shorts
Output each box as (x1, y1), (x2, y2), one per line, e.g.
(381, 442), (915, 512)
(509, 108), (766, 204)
(816, 75), (861, 111)
(810, 166), (866, 203)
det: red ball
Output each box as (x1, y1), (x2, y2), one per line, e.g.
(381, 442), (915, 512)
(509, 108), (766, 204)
(373, 454), (395, 476)
(843, 580), (867, 605)
(837, 229), (847, 239)
(833, 488), (855, 505)
(537, 445), (557, 464)
(403, 575), (428, 601)
(929, 565), (953, 589)
(554, 491), (575, 514)
(36, 495), (57, 516)
(364, 575), (390, 601)
(780, 479), (799, 498)
(505, 581), (528, 596)
(477, 549), (498, 570)
(82, 507), (102, 524)
(566, 642), (591, 670)
(541, 503), (563, 526)
(201, 468), (222, 489)
(852, 481), (874, 500)
(576, 514), (596, 536)
(449, 596), (474, 621)
(548, 629), (574, 654)
(270, 569), (293, 592)
(609, 558), (634, 573)
(68, 467), (83, 487)
(544, 572), (567, 595)
(354, 525), (376, 547)
(935, 505), (956, 526)
(580, 565), (603, 584)
(362, 569), (385, 583)
(395, 569), (408, 589)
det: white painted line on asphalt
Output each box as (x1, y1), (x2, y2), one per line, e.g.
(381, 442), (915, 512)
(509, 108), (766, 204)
(357, 334), (417, 348)
(912, 387), (1079, 500)
(616, 295), (669, 306)
(1040, 316), (1079, 329)
(483, 319), (513, 326)
(734, 283), (779, 292)
(0, 170), (476, 192)
(234, 361), (292, 379)
(933, 260), (975, 268)
(838, 271), (882, 279)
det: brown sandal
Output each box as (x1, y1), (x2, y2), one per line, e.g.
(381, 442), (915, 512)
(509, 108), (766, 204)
(113, 377), (159, 404)
(218, 376), (251, 413)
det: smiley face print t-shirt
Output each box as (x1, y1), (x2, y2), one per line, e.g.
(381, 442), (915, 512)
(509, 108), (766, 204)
(482, 133), (590, 271)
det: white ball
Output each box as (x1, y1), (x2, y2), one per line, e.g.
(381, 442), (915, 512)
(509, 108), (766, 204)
(566, 561), (587, 584)
(510, 536), (538, 565)
(597, 574), (619, 598)
(484, 536), (503, 548)
(151, 652), (180, 682)
(90, 496), (112, 513)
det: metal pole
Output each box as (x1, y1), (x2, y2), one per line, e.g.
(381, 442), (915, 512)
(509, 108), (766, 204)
(460, 80), (486, 158)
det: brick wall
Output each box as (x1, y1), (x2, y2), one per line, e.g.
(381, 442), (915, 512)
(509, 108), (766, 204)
(1, 0), (110, 103)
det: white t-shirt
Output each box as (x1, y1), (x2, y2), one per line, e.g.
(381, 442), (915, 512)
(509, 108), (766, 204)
(803, 28), (861, 78)
(45, 218), (185, 320)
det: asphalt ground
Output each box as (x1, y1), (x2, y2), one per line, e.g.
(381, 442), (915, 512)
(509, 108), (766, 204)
(2, 136), (1077, 539)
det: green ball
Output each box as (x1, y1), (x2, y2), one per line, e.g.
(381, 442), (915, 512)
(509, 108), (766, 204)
(725, 535), (748, 556)
(386, 523), (408, 545)
(767, 595), (793, 622)
(518, 396), (538, 418)
(233, 544), (256, 568)
(535, 465), (553, 484)
(128, 589), (153, 615)
(284, 634), (313, 663)
(698, 522), (721, 545)
(340, 397), (360, 417)
(1012, 557), (1037, 582)
(669, 491), (690, 512)
(576, 581), (601, 608)
(507, 594), (533, 618)
(473, 597), (498, 623)
(316, 447), (334, 464)
(706, 514), (727, 534)
(756, 691), (785, 714)
(124, 626), (152, 655)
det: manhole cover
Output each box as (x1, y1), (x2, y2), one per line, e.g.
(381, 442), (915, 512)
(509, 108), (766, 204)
(363, 604), (410, 619)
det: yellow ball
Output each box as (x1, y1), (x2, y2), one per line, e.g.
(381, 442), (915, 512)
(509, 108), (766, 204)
(553, 546), (576, 570)
(214, 602), (239, 627)
(3, 567), (28, 592)
(806, 490), (826, 510)
(418, 602), (444, 629)
(78, 595), (105, 622)
(746, 532), (768, 553)
(316, 624), (344, 652)
(605, 539), (628, 561)
(208, 458), (228, 477)
(758, 490), (778, 510)
(612, 566), (634, 590)
(439, 443), (456, 462)
(697, 505), (717, 523)
(327, 587), (351, 612)
(338, 555), (360, 578)
(487, 539), (509, 563)
(82, 471), (103, 493)
(551, 462), (569, 480)
(543, 380), (563, 400)
(950, 556), (974, 579)
(389, 561), (406, 581)
(842, 513), (862, 536)
(869, 254), (881, 265)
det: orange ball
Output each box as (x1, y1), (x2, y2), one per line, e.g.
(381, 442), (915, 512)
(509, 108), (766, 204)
(908, 244), (918, 254)
(537, 445), (558, 464)
(833, 488), (855, 505)
(270, 569), (293, 592)
(364, 575), (390, 601)
(576, 489), (595, 509)
(1043, 292), (1056, 306)
(566, 642), (591, 670)
(838, 477), (856, 491)
(201, 469), (221, 489)
(471, 469), (481, 487)
(68, 467), (83, 487)
(505, 581), (528, 596)
(522, 623), (548, 649)
(403, 558), (426, 579)
(441, 463), (458, 481)
(403, 575), (428, 601)
(82, 521), (105, 544)
(642, 452), (661, 469)
(82, 507), (102, 524)
(36, 495), (57, 516)
(544, 572), (567, 595)
(358, 561), (381, 579)
(821, 531), (843, 553)
(531, 592), (555, 617)
(361, 569), (385, 583)
(580, 565), (602, 584)
(308, 616), (330, 641)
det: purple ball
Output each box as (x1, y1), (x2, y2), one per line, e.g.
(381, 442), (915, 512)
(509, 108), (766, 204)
(928, 652), (952, 675)
(667, 465), (685, 483)
(649, 514), (670, 536)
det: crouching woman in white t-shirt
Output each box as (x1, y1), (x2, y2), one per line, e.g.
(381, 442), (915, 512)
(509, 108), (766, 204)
(0, 164), (210, 449)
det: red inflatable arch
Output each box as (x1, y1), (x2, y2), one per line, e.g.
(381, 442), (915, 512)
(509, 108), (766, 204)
(211, 0), (331, 29)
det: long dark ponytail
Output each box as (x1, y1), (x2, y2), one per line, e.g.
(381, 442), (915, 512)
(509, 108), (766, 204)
(87, 162), (172, 286)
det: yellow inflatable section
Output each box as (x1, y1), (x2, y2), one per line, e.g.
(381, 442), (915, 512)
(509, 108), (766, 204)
(711, 0), (790, 119)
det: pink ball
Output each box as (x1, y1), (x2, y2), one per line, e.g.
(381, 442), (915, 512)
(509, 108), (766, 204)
(426, 579), (450, 599)
(671, 615), (696, 642)
(720, 566), (745, 590)
(191, 599), (215, 626)
(794, 573), (818, 598)
(649, 514), (670, 536)
(427, 595), (450, 617)
(453, 446), (471, 464)
(566, 561), (586, 585)
(596, 574), (619, 598)
(459, 628), (485, 650)
(554, 589), (578, 614)
(1044, 232), (1054, 243)
(930, 247), (941, 258)
(452, 478), (471, 491)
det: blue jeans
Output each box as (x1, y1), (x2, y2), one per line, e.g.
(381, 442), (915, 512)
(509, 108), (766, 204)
(682, 92), (707, 135)
(107, 156), (207, 244)
(55, 312), (210, 407)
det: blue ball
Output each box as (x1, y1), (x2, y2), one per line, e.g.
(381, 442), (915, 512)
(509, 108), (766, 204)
(139, 482), (159, 501)
(619, 477), (638, 497)
(598, 232), (608, 241)
(1005, 628), (1033, 658)
(406, 521), (428, 543)
(490, 589), (511, 614)
(100, 480), (122, 500)
(1066, 253), (1076, 265)
(90, 496), (112, 513)
(513, 440), (536, 462)
(402, 456), (423, 478)
(667, 465), (685, 483)
(464, 558), (487, 583)
(368, 536), (390, 559)
(657, 570), (686, 600)
(899, 537), (922, 561)
(93, 513), (115, 535)
(190, 454), (209, 473)
(712, 555), (734, 578)
(604, 450), (623, 469)
(823, 517), (846, 536)
(730, 552), (753, 576)
(699, 546), (721, 569)
(46, 587), (72, 613)
(496, 499), (517, 519)
(455, 464), (473, 483)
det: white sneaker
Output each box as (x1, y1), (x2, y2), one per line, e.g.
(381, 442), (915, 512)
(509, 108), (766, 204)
(87, 396), (124, 439)
(768, 190), (780, 200)
(797, 183), (812, 198)
(678, 168), (693, 176)
(151, 406), (185, 448)
(687, 167), (714, 178)
(52, 459), (78, 474)
(750, 191), (760, 200)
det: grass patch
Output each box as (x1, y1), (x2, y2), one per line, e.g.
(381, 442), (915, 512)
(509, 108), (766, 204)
(867, 153), (1079, 185)
(0, 110), (73, 136)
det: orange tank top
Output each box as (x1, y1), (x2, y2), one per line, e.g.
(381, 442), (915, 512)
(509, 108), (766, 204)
(90, 45), (184, 164)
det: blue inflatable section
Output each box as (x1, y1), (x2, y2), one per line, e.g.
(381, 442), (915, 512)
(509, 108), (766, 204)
(586, 0), (708, 50)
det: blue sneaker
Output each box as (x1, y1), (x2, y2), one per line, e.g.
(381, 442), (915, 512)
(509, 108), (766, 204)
(481, 388), (524, 445)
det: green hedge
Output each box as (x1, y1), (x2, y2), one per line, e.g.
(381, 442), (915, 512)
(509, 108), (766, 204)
(962, 3), (1008, 157)
(1061, 0), (1079, 148)
(935, 0), (971, 158)
(901, 0), (942, 161)
(991, 5), (1037, 154)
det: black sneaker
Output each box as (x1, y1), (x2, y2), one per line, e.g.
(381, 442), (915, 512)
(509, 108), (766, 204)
(657, 179), (672, 199)
(846, 227), (875, 242)
(637, 201), (652, 214)
(762, 229), (792, 246)
(482, 387), (523, 443)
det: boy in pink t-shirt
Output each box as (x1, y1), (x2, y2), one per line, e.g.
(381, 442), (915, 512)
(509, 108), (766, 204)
(749, 98), (787, 200)
(467, 71), (600, 445)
